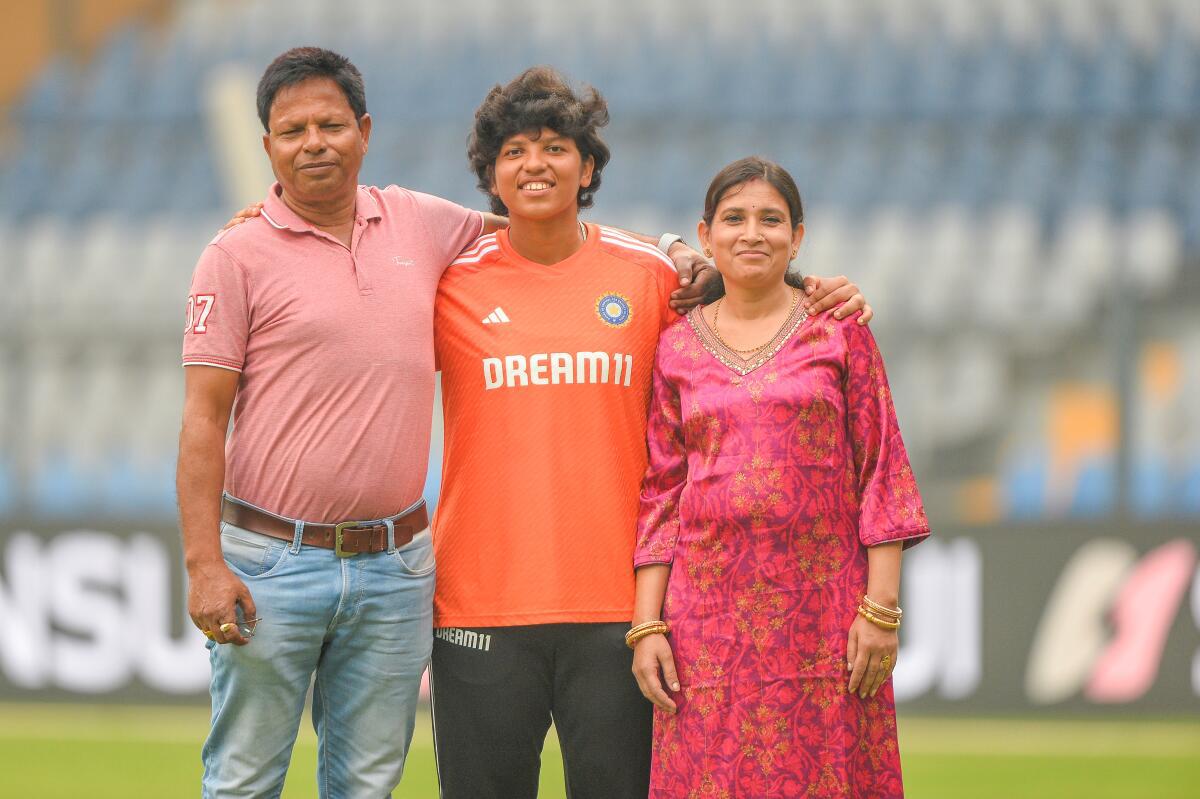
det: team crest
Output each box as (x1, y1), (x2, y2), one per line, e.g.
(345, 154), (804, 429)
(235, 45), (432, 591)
(596, 293), (632, 327)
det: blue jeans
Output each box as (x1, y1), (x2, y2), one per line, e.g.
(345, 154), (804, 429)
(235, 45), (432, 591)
(201, 503), (435, 798)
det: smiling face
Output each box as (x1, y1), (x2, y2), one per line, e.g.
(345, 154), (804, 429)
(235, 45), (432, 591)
(490, 127), (594, 224)
(262, 76), (371, 207)
(698, 178), (805, 291)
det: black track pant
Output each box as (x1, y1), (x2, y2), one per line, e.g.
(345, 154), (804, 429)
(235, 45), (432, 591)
(430, 622), (652, 799)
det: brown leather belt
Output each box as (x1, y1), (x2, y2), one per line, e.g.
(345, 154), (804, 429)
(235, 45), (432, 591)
(221, 497), (428, 557)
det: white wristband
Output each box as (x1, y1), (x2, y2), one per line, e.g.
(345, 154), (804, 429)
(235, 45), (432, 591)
(656, 233), (684, 255)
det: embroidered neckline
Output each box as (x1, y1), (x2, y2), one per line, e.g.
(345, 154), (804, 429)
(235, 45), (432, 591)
(687, 301), (809, 377)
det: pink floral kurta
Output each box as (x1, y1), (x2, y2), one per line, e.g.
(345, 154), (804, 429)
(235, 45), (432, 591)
(635, 304), (929, 798)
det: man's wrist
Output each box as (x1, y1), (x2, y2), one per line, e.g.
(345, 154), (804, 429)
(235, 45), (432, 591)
(657, 233), (684, 255)
(184, 545), (226, 572)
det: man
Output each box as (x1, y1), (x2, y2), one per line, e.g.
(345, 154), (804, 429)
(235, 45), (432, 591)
(178, 47), (500, 796)
(182, 46), (732, 797)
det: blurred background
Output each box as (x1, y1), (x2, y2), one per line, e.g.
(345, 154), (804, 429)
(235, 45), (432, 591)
(1, 0), (1197, 796)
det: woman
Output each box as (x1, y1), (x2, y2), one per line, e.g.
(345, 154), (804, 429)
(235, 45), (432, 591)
(630, 157), (929, 797)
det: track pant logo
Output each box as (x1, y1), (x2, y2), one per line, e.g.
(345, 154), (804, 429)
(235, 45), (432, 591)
(435, 627), (492, 652)
(1025, 538), (1197, 704)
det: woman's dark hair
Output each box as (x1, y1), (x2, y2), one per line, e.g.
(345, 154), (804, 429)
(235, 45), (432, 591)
(256, 47), (367, 131)
(701, 156), (806, 300)
(468, 66), (611, 216)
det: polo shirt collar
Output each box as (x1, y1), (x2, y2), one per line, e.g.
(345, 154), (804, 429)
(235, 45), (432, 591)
(260, 182), (382, 232)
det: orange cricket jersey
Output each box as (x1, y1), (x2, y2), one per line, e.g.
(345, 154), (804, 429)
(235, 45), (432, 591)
(432, 224), (679, 627)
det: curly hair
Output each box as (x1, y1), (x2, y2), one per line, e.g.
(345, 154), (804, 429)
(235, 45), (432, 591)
(467, 66), (611, 216)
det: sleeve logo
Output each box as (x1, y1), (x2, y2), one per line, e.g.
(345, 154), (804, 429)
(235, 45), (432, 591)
(596, 293), (631, 327)
(184, 294), (216, 334)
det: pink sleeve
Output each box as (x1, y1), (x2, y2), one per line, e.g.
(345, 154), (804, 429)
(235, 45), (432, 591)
(409, 190), (484, 265)
(634, 344), (687, 566)
(181, 244), (250, 373)
(843, 320), (930, 548)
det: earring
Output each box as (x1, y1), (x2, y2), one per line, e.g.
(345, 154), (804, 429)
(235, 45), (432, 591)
(704, 249), (712, 258)
(791, 250), (797, 258)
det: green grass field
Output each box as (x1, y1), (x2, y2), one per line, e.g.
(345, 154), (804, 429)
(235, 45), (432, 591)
(2, 703), (1198, 798)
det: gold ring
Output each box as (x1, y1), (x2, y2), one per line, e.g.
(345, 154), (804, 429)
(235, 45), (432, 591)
(880, 655), (892, 669)
(202, 630), (215, 640)
(219, 622), (237, 635)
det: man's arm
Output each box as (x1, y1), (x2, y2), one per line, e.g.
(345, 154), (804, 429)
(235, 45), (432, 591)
(218, 209), (872, 322)
(177, 365), (256, 646)
(480, 212), (508, 235)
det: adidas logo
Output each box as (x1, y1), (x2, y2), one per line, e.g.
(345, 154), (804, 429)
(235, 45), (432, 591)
(481, 307), (511, 325)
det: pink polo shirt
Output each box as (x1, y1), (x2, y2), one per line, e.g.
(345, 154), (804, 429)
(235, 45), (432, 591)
(182, 183), (482, 523)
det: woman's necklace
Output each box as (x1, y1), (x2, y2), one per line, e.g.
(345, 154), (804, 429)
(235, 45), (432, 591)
(712, 287), (799, 355)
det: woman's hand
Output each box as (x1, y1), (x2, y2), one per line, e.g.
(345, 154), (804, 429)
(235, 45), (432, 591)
(221, 202), (264, 231)
(632, 633), (680, 713)
(802, 275), (873, 324)
(846, 613), (897, 699)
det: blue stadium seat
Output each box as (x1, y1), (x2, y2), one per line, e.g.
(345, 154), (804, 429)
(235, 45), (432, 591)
(879, 124), (943, 208)
(909, 32), (963, 119)
(786, 35), (848, 122)
(1027, 29), (1084, 119)
(1132, 457), (1173, 517)
(1126, 125), (1182, 213)
(1061, 124), (1120, 212)
(1181, 463), (1200, 514)
(0, 460), (14, 516)
(32, 454), (95, 517)
(13, 57), (78, 123)
(79, 25), (146, 123)
(1084, 28), (1139, 118)
(965, 35), (1023, 120)
(1002, 452), (1048, 519)
(846, 28), (907, 120)
(1147, 26), (1199, 119)
(1001, 128), (1061, 218)
(1070, 458), (1117, 517)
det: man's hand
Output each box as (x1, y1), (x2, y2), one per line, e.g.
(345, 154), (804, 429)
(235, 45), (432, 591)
(667, 242), (718, 314)
(188, 561), (257, 646)
(222, 202), (264, 231)
(802, 275), (873, 324)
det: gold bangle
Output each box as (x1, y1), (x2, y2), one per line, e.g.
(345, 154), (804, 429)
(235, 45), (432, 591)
(625, 621), (669, 649)
(858, 608), (900, 630)
(857, 606), (900, 630)
(625, 627), (666, 649)
(861, 595), (902, 620)
(628, 619), (667, 643)
(627, 620), (669, 637)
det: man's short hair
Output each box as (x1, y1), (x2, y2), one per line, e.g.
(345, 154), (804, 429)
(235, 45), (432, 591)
(256, 47), (367, 131)
(468, 66), (611, 216)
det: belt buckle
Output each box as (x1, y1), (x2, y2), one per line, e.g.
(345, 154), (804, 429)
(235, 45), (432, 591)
(334, 521), (367, 558)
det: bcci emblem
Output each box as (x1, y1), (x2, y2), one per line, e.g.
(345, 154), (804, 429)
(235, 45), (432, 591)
(596, 293), (632, 327)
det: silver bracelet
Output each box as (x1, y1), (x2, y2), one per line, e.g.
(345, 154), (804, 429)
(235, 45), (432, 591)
(656, 233), (684, 255)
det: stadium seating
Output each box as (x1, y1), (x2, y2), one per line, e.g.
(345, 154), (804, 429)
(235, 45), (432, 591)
(1, 0), (1198, 520)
